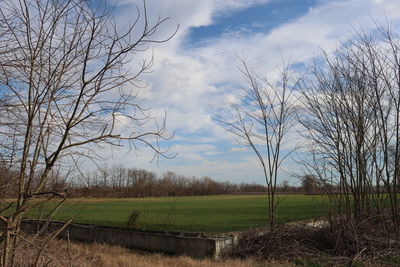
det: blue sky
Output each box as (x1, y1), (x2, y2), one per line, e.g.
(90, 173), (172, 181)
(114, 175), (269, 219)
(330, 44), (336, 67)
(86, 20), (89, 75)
(103, 0), (400, 185)
(186, 0), (317, 46)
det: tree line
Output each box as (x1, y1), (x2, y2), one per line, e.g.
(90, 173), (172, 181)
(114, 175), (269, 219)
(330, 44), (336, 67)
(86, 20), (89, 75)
(1, 162), (316, 198)
(64, 166), (314, 197)
(68, 167), (263, 197)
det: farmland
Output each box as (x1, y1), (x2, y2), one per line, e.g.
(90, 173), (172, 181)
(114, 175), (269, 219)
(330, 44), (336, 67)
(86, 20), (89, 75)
(26, 194), (329, 233)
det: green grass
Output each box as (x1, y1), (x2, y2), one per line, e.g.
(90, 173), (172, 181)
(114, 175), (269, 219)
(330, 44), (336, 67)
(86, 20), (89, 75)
(26, 194), (329, 233)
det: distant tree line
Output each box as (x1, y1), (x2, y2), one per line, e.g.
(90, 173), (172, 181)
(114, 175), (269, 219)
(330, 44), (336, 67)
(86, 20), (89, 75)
(65, 165), (304, 198)
(3, 160), (375, 198)
(1, 162), (314, 198)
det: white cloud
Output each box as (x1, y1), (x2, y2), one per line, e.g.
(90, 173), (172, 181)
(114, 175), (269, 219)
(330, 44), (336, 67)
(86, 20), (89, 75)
(99, 0), (400, 183)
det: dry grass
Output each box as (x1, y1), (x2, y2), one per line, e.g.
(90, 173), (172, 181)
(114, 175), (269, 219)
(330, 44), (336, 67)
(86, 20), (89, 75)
(10, 237), (294, 267)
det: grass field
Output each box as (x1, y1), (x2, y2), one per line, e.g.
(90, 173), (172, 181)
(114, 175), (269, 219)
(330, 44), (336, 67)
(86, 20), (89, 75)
(26, 194), (329, 233)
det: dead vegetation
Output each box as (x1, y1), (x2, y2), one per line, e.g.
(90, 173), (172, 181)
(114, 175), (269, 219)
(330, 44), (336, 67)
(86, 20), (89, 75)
(224, 213), (400, 266)
(7, 236), (294, 267)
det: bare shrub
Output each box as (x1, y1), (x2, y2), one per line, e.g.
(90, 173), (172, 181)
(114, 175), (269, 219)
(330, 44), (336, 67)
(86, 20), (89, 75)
(225, 216), (400, 266)
(299, 26), (400, 237)
(127, 211), (140, 228)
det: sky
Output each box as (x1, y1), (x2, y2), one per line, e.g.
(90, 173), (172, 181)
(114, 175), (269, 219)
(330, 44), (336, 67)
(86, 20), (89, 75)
(101, 0), (400, 185)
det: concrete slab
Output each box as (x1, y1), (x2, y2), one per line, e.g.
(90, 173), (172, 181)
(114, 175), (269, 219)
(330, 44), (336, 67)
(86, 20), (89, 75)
(20, 219), (236, 259)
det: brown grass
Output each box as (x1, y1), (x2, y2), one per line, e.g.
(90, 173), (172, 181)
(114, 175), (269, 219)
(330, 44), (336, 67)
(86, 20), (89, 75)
(10, 237), (294, 267)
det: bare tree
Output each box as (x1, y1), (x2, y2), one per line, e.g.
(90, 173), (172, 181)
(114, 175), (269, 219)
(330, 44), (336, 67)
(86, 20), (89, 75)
(299, 26), (400, 235)
(0, 0), (175, 265)
(218, 60), (297, 228)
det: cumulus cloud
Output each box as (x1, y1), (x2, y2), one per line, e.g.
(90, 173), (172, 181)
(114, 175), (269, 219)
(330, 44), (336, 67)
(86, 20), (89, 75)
(100, 0), (400, 183)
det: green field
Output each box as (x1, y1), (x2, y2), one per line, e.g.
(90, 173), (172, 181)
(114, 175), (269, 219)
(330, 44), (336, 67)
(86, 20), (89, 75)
(27, 194), (329, 233)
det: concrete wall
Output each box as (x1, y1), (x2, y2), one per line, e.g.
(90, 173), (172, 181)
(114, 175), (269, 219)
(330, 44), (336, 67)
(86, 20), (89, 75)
(20, 219), (236, 259)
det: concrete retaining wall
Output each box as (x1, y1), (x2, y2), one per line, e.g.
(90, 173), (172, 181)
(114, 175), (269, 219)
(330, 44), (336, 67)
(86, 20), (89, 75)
(20, 219), (236, 259)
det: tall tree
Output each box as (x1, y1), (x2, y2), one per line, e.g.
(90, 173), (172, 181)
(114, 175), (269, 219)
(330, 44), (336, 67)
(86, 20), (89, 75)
(219, 60), (297, 228)
(0, 0), (174, 265)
